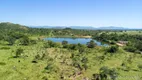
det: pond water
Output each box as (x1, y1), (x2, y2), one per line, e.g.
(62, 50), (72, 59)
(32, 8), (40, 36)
(44, 37), (108, 46)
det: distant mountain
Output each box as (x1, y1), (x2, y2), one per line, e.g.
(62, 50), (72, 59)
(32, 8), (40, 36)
(30, 26), (95, 30)
(30, 26), (129, 30)
(0, 22), (139, 30)
(98, 26), (128, 30)
(30, 26), (65, 29)
(69, 26), (95, 30)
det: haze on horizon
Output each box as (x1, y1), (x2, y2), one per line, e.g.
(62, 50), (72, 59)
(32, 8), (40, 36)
(0, 0), (142, 29)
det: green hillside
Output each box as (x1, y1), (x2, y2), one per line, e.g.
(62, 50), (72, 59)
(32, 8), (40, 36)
(0, 22), (28, 30)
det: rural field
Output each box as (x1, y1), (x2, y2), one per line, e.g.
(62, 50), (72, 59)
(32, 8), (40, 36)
(0, 23), (142, 80)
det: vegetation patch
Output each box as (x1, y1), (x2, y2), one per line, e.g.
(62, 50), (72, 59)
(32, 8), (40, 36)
(0, 62), (6, 66)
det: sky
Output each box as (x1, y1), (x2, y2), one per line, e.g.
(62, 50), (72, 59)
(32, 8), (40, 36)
(0, 0), (142, 28)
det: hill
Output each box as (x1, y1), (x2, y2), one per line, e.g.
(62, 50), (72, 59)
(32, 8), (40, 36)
(0, 22), (28, 30)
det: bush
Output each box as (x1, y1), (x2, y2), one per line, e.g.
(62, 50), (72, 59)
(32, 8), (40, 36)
(68, 44), (78, 50)
(43, 42), (50, 48)
(0, 47), (10, 50)
(43, 41), (61, 48)
(0, 62), (6, 65)
(87, 40), (96, 48)
(137, 64), (142, 71)
(109, 41), (116, 44)
(62, 40), (69, 48)
(52, 43), (61, 48)
(100, 66), (118, 80)
(6, 36), (16, 45)
(30, 40), (37, 44)
(19, 36), (30, 45)
(107, 45), (118, 53)
(62, 40), (68, 45)
(15, 48), (24, 57)
(135, 41), (142, 51)
(0, 35), (4, 40)
(44, 63), (59, 73)
(48, 40), (56, 47)
(79, 47), (85, 53)
(63, 44), (69, 48)
(124, 46), (136, 52)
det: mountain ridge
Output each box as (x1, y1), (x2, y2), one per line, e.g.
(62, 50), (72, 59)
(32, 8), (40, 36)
(0, 22), (141, 30)
(30, 26), (129, 30)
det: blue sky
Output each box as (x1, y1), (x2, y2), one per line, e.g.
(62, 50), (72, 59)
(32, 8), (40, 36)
(0, 0), (142, 28)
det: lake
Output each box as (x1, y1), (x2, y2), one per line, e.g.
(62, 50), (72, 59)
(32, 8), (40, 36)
(44, 37), (108, 46)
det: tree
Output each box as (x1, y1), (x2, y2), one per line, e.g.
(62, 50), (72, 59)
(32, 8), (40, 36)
(138, 64), (142, 71)
(107, 45), (118, 53)
(100, 66), (118, 80)
(135, 41), (142, 51)
(48, 40), (55, 47)
(62, 40), (68, 48)
(100, 66), (109, 80)
(87, 40), (96, 48)
(6, 36), (16, 45)
(79, 47), (85, 53)
(109, 69), (118, 80)
(54, 42), (62, 48)
(68, 44), (78, 50)
(124, 46), (136, 52)
(15, 48), (24, 58)
(62, 40), (68, 45)
(19, 36), (30, 45)
(43, 41), (50, 48)
(0, 34), (4, 41)
(30, 40), (37, 44)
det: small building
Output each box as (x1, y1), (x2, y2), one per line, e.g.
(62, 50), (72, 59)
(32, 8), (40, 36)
(116, 41), (128, 46)
(118, 41), (128, 44)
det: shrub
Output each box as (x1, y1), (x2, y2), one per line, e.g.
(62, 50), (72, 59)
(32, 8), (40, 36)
(43, 42), (50, 48)
(43, 40), (61, 48)
(30, 40), (37, 44)
(0, 47), (10, 50)
(100, 66), (118, 80)
(135, 41), (142, 51)
(15, 48), (24, 57)
(82, 63), (88, 70)
(62, 40), (68, 45)
(0, 35), (4, 40)
(79, 47), (85, 53)
(53, 42), (61, 48)
(62, 40), (69, 48)
(19, 36), (30, 45)
(107, 45), (118, 53)
(124, 46), (136, 52)
(109, 69), (118, 80)
(6, 36), (16, 45)
(44, 63), (59, 73)
(137, 64), (142, 71)
(48, 40), (55, 47)
(68, 44), (78, 50)
(31, 60), (38, 63)
(110, 41), (116, 44)
(87, 40), (96, 48)
(0, 62), (6, 65)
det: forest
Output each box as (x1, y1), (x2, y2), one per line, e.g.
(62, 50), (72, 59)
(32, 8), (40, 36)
(0, 22), (142, 80)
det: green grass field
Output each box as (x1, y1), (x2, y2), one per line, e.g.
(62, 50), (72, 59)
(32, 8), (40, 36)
(0, 40), (142, 80)
(110, 31), (142, 35)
